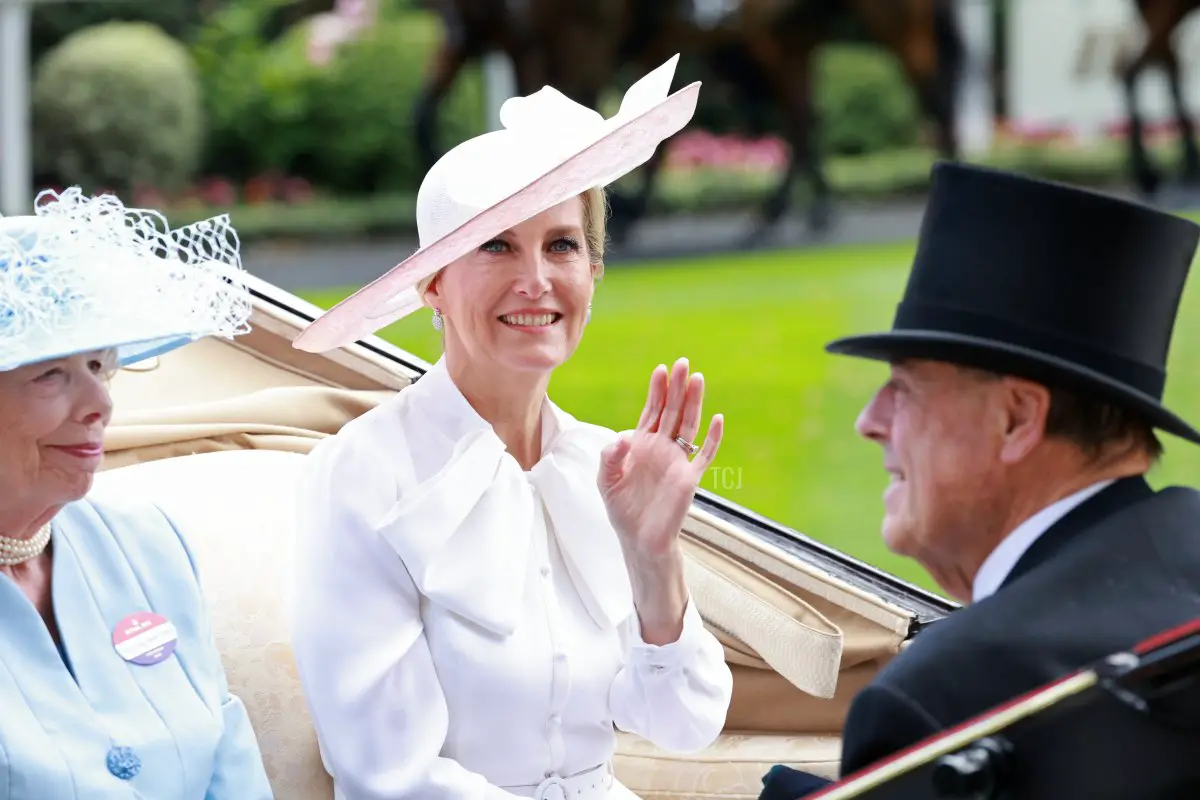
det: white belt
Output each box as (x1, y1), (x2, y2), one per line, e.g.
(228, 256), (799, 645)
(509, 762), (614, 800)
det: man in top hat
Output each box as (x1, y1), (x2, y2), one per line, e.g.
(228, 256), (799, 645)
(758, 162), (1200, 799)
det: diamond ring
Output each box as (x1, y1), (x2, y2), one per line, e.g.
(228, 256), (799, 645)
(674, 436), (700, 456)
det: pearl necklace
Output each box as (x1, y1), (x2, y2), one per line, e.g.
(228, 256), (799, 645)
(0, 523), (52, 567)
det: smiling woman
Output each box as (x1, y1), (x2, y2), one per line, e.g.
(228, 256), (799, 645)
(419, 191), (604, 469)
(0, 188), (274, 799)
(0, 350), (116, 531)
(285, 55), (740, 800)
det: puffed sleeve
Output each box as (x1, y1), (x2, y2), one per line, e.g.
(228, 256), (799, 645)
(609, 593), (733, 753)
(288, 429), (525, 800)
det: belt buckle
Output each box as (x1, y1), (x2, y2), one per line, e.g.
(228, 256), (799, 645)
(535, 773), (568, 800)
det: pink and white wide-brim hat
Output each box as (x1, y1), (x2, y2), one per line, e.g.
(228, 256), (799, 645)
(292, 54), (700, 353)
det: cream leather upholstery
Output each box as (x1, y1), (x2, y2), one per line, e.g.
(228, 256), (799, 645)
(616, 732), (840, 798)
(91, 449), (849, 799)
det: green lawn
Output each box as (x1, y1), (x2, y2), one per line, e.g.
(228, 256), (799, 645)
(297, 240), (1200, 595)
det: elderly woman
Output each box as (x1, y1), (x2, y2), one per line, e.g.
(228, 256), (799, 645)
(289, 57), (733, 799)
(0, 189), (273, 798)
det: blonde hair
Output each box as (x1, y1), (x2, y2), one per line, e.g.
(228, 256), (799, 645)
(419, 188), (608, 302)
(580, 185), (608, 278)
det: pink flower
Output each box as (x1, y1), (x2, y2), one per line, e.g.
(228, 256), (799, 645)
(665, 131), (788, 172)
(132, 185), (168, 208)
(197, 176), (237, 207)
(280, 176), (314, 204)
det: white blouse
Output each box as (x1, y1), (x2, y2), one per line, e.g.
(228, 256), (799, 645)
(289, 357), (733, 799)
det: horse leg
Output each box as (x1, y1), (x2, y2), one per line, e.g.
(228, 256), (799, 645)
(1121, 46), (1160, 196)
(507, 42), (547, 96)
(1119, 0), (1190, 196)
(772, 65), (829, 236)
(1163, 45), (1200, 183)
(598, 47), (667, 245)
(928, 0), (965, 160)
(549, 78), (654, 246)
(874, 2), (959, 161)
(607, 146), (665, 246)
(413, 30), (476, 173)
(906, 64), (960, 163)
(748, 31), (828, 240)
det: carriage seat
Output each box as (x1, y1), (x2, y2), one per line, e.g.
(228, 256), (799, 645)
(91, 449), (840, 799)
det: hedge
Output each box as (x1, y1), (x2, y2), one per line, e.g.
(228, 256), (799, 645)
(30, 0), (203, 63)
(670, 43), (921, 157)
(162, 140), (1171, 242)
(191, 3), (483, 192)
(32, 21), (205, 196)
(184, 9), (916, 194)
(27, 8), (937, 198)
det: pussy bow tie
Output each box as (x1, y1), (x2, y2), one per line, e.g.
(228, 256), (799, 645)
(374, 426), (634, 637)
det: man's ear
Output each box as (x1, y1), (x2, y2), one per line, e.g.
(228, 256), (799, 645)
(999, 378), (1051, 464)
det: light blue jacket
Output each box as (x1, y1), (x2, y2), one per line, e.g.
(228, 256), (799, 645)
(0, 494), (274, 799)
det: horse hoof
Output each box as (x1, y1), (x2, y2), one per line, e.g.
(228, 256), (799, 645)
(740, 218), (788, 249)
(607, 217), (635, 248)
(605, 194), (643, 246)
(807, 201), (835, 235)
(1181, 161), (1200, 186)
(1133, 166), (1161, 197)
(738, 230), (769, 250)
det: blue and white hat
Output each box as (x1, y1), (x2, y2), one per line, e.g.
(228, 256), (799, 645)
(0, 187), (252, 372)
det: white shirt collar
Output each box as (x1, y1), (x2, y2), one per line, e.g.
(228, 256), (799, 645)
(414, 353), (568, 456)
(370, 355), (634, 636)
(971, 479), (1115, 603)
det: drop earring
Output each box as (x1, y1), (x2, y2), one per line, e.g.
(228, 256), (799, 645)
(431, 308), (444, 331)
(585, 303), (592, 325)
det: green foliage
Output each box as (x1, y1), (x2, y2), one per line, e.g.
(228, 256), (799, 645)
(654, 43), (922, 156)
(32, 21), (205, 195)
(191, 9), (914, 192)
(190, 0), (302, 179)
(193, 6), (484, 192)
(815, 44), (921, 157)
(165, 142), (1157, 243)
(30, 0), (205, 62)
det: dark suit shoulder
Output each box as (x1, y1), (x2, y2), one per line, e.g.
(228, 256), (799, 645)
(840, 483), (1200, 778)
(1008, 485), (1200, 631)
(866, 601), (1045, 725)
(839, 670), (942, 775)
(1141, 485), (1200, 583)
(839, 600), (1076, 776)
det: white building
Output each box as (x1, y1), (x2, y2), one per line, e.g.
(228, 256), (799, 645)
(1005, 0), (1200, 142)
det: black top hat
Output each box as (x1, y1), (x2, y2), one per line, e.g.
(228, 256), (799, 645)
(826, 162), (1200, 445)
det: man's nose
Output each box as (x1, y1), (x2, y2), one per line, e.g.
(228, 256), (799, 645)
(855, 388), (891, 443)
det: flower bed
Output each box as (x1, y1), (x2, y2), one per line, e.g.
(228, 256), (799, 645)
(147, 136), (1185, 242)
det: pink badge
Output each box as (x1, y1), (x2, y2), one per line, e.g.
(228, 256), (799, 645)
(112, 612), (178, 666)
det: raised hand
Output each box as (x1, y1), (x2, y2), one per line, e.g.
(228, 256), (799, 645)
(598, 357), (724, 562)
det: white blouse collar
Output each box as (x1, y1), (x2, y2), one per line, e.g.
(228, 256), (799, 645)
(373, 356), (633, 637)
